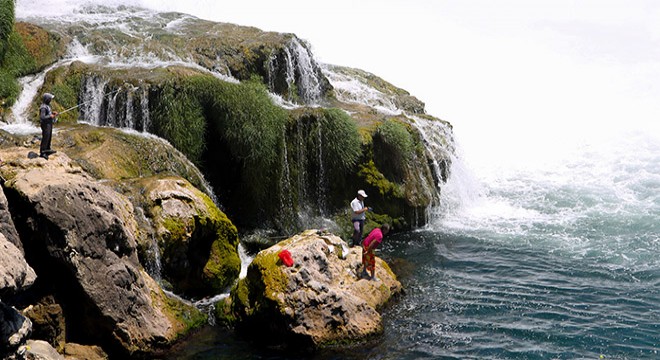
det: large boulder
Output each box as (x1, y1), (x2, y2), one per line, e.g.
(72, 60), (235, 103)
(137, 176), (240, 297)
(226, 230), (402, 350)
(0, 233), (36, 296)
(0, 147), (205, 357)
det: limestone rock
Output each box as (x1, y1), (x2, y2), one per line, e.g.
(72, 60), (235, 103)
(63, 343), (108, 360)
(229, 230), (402, 349)
(0, 186), (22, 251)
(138, 176), (240, 296)
(0, 233), (36, 295)
(23, 339), (64, 360)
(0, 147), (204, 356)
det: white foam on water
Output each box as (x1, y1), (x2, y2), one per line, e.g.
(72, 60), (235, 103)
(431, 128), (660, 269)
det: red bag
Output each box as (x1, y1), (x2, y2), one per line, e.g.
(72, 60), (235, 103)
(278, 250), (294, 267)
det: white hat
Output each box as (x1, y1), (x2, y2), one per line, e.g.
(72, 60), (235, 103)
(357, 190), (368, 198)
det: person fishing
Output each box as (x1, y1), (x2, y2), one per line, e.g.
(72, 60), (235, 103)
(39, 93), (58, 160)
(350, 190), (371, 247)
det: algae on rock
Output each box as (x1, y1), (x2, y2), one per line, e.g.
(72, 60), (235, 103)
(225, 230), (402, 349)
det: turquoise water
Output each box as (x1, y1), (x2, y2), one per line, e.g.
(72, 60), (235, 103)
(171, 229), (658, 359)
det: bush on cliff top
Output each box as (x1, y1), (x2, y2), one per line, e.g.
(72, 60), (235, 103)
(0, 0), (14, 56)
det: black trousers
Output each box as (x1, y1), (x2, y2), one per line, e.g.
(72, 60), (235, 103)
(40, 120), (53, 155)
(352, 219), (364, 246)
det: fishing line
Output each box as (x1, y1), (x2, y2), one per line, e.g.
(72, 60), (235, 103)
(57, 88), (124, 115)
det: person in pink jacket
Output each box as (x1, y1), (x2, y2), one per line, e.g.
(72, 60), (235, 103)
(361, 223), (390, 280)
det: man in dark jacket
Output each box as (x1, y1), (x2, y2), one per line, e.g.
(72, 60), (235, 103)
(39, 93), (58, 160)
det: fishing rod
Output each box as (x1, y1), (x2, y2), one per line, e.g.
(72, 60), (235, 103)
(57, 88), (124, 116)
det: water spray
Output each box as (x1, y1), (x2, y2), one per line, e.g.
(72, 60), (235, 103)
(57, 88), (124, 116)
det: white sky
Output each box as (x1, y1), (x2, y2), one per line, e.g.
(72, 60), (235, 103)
(17, 0), (660, 168)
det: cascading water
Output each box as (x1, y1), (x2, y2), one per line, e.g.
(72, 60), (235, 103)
(4, 39), (94, 133)
(78, 76), (108, 126)
(408, 114), (455, 211)
(321, 64), (401, 115)
(268, 37), (325, 105)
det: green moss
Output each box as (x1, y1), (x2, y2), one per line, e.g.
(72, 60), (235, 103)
(162, 217), (189, 243)
(161, 291), (207, 337)
(255, 251), (289, 298)
(358, 160), (403, 199)
(233, 278), (250, 314)
(47, 67), (82, 124)
(213, 296), (237, 327)
(202, 235), (241, 292)
(373, 119), (414, 182)
(232, 250), (289, 319)
(150, 79), (207, 164)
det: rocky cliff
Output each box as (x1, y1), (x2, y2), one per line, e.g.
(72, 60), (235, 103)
(2, 5), (454, 237)
(0, 126), (239, 358)
(0, 3), (454, 358)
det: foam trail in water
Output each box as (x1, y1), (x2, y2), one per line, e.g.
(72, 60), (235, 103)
(432, 128), (660, 270)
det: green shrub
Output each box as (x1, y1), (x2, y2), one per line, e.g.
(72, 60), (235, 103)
(373, 119), (414, 181)
(0, 68), (18, 104)
(209, 77), (287, 170)
(2, 30), (36, 77)
(0, 0), (14, 59)
(319, 108), (361, 173)
(1, 28), (37, 108)
(150, 79), (207, 164)
(202, 76), (288, 206)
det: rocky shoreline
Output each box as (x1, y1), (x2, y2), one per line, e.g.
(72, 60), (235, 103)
(0, 128), (403, 359)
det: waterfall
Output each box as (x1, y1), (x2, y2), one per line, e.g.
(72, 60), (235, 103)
(124, 86), (135, 129)
(4, 39), (94, 133)
(140, 86), (151, 131)
(268, 37), (324, 105)
(316, 123), (327, 214)
(321, 64), (401, 115)
(409, 115), (454, 189)
(144, 234), (163, 282)
(79, 76), (108, 126)
(279, 128), (297, 233)
(288, 38), (323, 104)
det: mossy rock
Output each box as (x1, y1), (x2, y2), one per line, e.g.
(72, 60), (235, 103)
(51, 123), (212, 197)
(228, 230), (403, 349)
(135, 175), (240, 297)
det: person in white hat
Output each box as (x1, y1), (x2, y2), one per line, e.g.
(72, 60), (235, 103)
(350, 189), (371, 247)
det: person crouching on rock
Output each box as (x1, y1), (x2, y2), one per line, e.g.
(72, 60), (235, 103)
(39, 92), (58, 160)
(361, 223), (390, 281)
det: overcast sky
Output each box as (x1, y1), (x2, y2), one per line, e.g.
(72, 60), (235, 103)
(17, 0), (660, 167)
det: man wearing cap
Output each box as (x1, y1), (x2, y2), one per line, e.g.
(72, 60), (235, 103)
(350, 190), (370, 247)
(39, 93), (58, 160)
